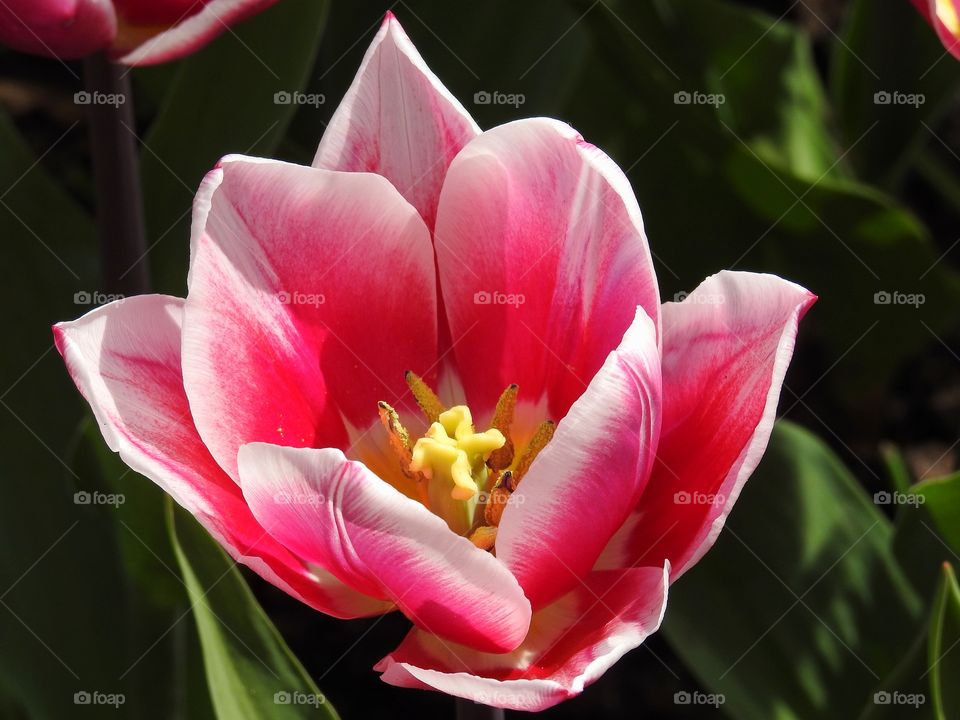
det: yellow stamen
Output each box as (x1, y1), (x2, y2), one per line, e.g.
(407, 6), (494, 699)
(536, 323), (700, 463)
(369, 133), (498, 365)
(377, 401), (413, 471)
(377, 375), (555, 544)
(487, 384), (518, 470)
(469, 525), (498, 550)
(512, 420), (556, 486)
(408, 406), (505, 501)
(377, 401), (431, 506)
(405, 370), (445, 423)
(484, 485), (512, 527)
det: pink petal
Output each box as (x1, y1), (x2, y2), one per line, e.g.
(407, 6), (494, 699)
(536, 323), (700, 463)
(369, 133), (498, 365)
(313, 12), (480, 230)
(375, 564), (668, 711)
(496, 308), (661, 609)
(433, 118), (660, 421)
(599, 271), (815, 580)
(115, 0), (280, 66)
(54, 296), (390, 618)
(0, 0), (115, 59)
(113, 0), (208, 25)
(181, 156), (436, 482)
(239, 443), (532, 653)
(911, 0), (933, 19)
(927, 0), (960, 59)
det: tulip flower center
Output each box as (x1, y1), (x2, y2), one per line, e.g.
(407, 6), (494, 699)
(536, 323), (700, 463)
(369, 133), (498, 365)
(408, 406), (505, 501)
(378, 373), (554, 546)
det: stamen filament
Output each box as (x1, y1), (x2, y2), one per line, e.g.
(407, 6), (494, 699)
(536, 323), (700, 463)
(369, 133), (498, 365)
(377, 401), (430, 507)
(377, 374), (555, 546)
(405, 370), (445, 423)
(487, 384), (518, 471)
(484, 485), (511, 527)
(512, 420), (556, 486)
(377, 401), (413, 469)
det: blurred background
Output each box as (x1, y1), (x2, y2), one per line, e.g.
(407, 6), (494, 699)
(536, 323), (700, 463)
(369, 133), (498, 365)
(1, 0), (959, 717)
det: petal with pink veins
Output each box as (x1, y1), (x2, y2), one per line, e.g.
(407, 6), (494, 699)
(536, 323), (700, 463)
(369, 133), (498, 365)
(495, 307), (661, 609)
(115, 0), (281, 66)
(239, 443), (532, 653)
(53, 295), (391, 618)
(433, 118), (660, 421)
(598, 271), (816, 580)
(181, 156), (437, 482)
(375, 564), (668, 711)
(313, 12), (480, 230)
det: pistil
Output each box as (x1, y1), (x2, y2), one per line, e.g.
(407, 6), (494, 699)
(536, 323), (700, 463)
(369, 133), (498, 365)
(377, 375), (554, 546)
(409, 406), (505, 500)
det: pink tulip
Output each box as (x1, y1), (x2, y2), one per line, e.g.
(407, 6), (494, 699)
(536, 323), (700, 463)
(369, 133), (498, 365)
(54, 13), (815, 710)
(911, 0), (960, 57)
(0, 0), (279, 65)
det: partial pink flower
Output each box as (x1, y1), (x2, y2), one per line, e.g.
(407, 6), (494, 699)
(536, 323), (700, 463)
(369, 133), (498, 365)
(54, 12), (815, 711)
(911, 0), (960, 57)
(0, 0), (279, 65)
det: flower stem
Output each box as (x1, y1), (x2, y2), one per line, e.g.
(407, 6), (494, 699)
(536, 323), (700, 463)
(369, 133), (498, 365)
(455, 698), (505, 720)
(82, 52), (150, 295)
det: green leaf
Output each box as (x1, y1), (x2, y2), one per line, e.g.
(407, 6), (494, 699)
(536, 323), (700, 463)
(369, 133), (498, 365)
(890, 500), (949, 603)
(662, 421), (923, 720)
(0, 109), (135, 719)
(576, 0), (838, 178)
(140, 0), (329, 294)
(723, 148), (960, 404)
(572, 0), (960, 406)
(857, 626), (928, 719)
(928, 563), (960, 718)
(167, 501), (338, 719)
(911, 472), (960, 559)
(831, 0), (960, 186)
(861, 563), (960, 719)
(0, 104), (209, 715)
(69, 418), (214, 719)
(881, 443), (913, 494)
(888, 458), (956, 601)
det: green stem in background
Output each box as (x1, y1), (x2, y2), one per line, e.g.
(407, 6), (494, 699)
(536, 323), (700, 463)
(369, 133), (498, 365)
(456, 698), (505, 720)
(82, 52), (150, 296)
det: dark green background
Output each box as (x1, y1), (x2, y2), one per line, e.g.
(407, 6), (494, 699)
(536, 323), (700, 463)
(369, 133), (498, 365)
(1, 0), (959, 717)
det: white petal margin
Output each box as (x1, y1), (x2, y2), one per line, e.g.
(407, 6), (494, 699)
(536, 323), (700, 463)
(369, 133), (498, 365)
(597, 271), (816, 581)
(496, 306), (661, 610)
(53, 295), (391, 618)
(375, 563), (669, 712)
(239, 443), (532, 653)
(313, 11), (480, 229)
(116, 0), (281, 66)
(432, 117), (661, 424)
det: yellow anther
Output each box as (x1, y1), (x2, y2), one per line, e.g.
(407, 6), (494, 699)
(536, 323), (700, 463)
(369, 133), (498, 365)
(409, 405), (505, 501)
(378, 374), (554, 543)
(378, 401), (432, 507)
(487, 384), (518, 470)
(484, 485), (512, 527)
(469, 525), (498, 551)
(377, 401), (413, 472)
(406, 370), (445, 423)
(512, 420), (555, 486)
